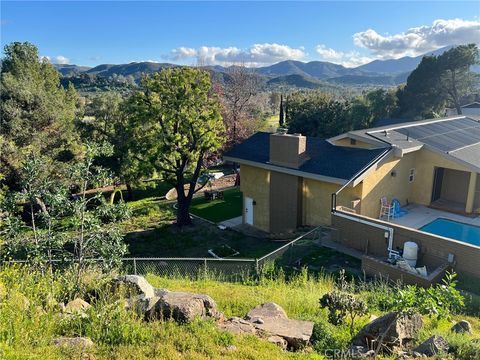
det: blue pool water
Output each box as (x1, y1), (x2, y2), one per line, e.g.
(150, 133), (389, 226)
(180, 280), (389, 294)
(420, 218), (480, 247)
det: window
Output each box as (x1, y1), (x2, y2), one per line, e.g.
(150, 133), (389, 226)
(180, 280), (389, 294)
(350, 138), (357, 145)
(409, 168), (415, 183)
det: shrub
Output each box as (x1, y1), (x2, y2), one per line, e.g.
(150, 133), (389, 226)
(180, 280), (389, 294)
(319, 291), (368, 334)
(96, 199), (131, 224)
(386, 272), (465, 319)
(311, 320), (352, 354)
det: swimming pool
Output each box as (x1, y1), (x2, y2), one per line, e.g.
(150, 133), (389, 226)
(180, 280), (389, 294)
(420, 218), (480, 247)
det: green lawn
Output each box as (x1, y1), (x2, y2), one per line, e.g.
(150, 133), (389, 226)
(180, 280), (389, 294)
(262, 114), (279, 132)
(189, 187), (242, 223)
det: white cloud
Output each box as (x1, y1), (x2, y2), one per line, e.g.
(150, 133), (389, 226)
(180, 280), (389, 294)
(315, 44), (373, 67)
(315, 45), (343, 60)
(166, 43), (305, 66)
(353, 18), (480, 59)
(53, 55), (70, 64)
(42, 55), (70, 64)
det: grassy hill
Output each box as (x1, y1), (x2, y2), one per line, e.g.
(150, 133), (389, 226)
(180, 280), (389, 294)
(1, 266), (479, 359)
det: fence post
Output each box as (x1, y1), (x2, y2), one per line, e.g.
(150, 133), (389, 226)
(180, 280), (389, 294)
(133, 258), (137, 275)
(255, 258), (259, 276)
(203, 258), (208, 278)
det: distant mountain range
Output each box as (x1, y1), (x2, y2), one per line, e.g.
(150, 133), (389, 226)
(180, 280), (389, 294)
(54, 45), (475, 88)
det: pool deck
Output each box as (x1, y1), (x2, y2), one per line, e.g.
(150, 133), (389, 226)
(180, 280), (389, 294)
(389, 204), (480, 229)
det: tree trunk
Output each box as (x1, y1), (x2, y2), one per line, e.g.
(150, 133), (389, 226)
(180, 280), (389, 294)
(176, 196), (192, 226)
(455, 104), (462, 115)
(126, 182), (134, 201)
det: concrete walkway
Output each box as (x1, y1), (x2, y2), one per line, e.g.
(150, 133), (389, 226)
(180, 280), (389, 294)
(218, 216), (243, 229)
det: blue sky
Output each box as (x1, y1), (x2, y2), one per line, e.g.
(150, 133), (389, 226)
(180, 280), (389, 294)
(1, 1), (479, 68)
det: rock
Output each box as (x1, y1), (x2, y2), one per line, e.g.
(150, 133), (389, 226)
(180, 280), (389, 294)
(154, 288), (169, 298)
(411, 351), (427, 358)
(451, 320), (472, 334)
(413, 335), (449, 357)
(64, 298), (91, 317)
(252, 317), (314, 350)
(113, 275), (155, 299)
(219, 303), (314, 351)
(244, 302), (313, 350)
(127, 295), (160, 319)
(267, 335), (288, 350)
(218, 317), (258, 335)
(155, 291), (222, 323)
(51, 337), (94, 348)
(246, 302), (288, 321)
(351, 311), (423, 352)
(225, 345), (237, 352)
(347, 345), (375, 358)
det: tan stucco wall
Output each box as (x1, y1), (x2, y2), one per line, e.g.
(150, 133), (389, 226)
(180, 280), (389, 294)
(270, 171), (302, 233)
(240, 147), (478, 232)
(303, 178), (362, 225)
(332, 137), (378, 149)
(410, 148), (474, 206)
(359, 152), (416, 218)
(240, 164), (270, 232)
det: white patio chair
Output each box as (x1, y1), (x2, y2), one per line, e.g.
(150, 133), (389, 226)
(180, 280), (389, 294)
(379, 196), (394, 221)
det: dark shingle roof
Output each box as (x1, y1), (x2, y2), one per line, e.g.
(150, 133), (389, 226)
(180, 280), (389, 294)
(225, 132), (389, 181)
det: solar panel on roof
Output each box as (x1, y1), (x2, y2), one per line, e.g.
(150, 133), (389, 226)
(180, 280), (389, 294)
(393, 119), (480, 152)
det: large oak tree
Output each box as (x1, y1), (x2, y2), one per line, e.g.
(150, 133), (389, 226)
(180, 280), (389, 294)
(124, 67), (224, 226)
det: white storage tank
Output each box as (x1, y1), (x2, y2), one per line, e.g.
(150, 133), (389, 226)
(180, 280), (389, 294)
(403, 241), (418, 267)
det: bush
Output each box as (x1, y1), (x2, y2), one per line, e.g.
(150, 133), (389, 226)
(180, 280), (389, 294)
(96, 199), (131, 223)
(311, 320), (352, 354)
(385, 272), (465, 319)
(319, 291), (368, 334)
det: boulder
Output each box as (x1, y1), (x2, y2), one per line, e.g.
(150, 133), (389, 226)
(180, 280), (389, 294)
(218, 317), (258, 335)
(154, 290), (222, 323)
(127, 295), (160, 319)
(267, 335), (288, 350)
(248, 302), (313, 350)
(113, 275), (155, 299)
(451, 320), (472, 334)
(64, 298), (91, 317)
(252, 317), (314, 350)
(351, 311), (423, 352)
(218, 302), (314, 350)
(413, 335), (449, 357)
(245, 302), (288, 322)
(51, 337), (94, 348)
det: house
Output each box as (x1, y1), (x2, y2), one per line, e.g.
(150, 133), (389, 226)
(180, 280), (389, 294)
(224, 116), (480, 234)
(445, 102), (480, 116)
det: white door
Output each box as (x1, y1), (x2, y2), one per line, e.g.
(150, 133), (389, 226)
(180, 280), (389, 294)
(244, 197), (254, 225)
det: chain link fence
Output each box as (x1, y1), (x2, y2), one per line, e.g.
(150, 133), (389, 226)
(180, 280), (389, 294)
(3, 226), (333, 279)
(121, 257), (257, 280)
(257, 226), (336, 271)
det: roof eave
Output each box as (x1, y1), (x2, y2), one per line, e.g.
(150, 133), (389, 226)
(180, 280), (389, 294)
(223, 156), (348, 185)
(423, 144), (480, 173)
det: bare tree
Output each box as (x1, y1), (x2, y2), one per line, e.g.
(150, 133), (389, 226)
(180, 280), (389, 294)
(221, 63), (259, 147)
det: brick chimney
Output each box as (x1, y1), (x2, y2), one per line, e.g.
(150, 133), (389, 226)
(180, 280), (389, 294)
(269, 132), (307, 169)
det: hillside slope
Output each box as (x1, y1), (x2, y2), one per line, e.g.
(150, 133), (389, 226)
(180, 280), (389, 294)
(1, 266), (479, 359)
